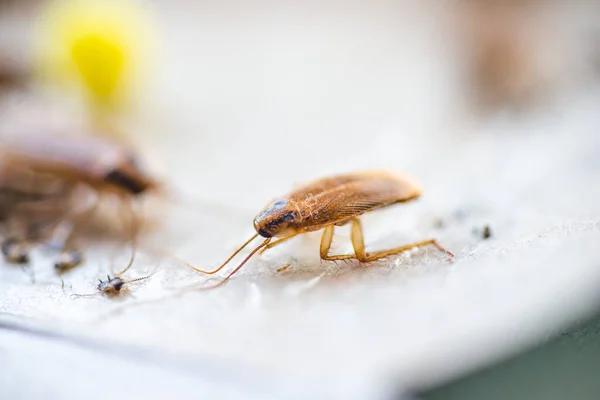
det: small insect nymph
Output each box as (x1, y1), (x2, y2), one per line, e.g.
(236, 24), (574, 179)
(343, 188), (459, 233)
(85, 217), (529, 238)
(189, 170), (454, 288)
(97, 275), (126, 295)
(71, 274), (151, 298)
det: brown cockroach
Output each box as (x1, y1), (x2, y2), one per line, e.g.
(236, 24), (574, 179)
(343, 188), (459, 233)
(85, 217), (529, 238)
(0, 132), (158, 268)
(0, 132), (157, 196)
(0, 131), (249, 275)
(188, 170), (454, 288)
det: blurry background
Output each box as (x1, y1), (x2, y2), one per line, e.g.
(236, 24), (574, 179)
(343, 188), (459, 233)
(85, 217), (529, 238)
(1, 1), (600, 399)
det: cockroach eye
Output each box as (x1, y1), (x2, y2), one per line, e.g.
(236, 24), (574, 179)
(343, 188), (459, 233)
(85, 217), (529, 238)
(105, 169), (146, 194)
(281, 211), (297, 222)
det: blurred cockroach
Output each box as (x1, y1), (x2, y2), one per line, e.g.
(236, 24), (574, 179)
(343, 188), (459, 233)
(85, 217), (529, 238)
(0, 132), (157, 196)
(188, 170), (454, 288)
(0, 132), (159, 266)
(0, 131), (250, 273)
(456, 0), (544, 110)
(0, 54), (28, 90)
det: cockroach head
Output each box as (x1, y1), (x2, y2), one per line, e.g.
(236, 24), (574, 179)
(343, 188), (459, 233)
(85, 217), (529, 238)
(253, 199), (301, 238)
(104, 153), (156, 195)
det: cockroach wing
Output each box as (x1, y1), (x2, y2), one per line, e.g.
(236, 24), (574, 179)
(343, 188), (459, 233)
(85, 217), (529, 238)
(292, 173), (421, 229)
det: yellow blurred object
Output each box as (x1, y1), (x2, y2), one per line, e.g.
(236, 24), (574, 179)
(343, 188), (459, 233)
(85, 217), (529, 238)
(70, 32), (125, 106)
(33, 0), (158, 130)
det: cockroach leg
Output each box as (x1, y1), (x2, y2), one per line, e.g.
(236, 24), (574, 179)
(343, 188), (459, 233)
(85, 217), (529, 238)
(54, 250), (83, 273)
(258, 233), (299, 255)
(45, 221), (75, 252)
(321, 218), (455, 262)
(276, 263), (291, 273)
(42, 220), (87, 273)
(319, 225), (333, 258)
(350, 219), (367, 260)
(199, 170), (452, 288)
(1, 238), (30, 264)
(359, 238), (455, 262)
(319, 225), (354, 261)
(43, 191), (100, 270)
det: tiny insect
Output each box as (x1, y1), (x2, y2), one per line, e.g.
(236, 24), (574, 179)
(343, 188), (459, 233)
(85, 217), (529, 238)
(71, 274), (151, 298)
(189, 170), (454, 288)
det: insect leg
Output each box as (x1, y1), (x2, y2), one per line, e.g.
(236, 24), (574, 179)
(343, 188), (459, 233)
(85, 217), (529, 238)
(350, 218), (366, 260)
(46, 220), (75, 252)
(45, 186), (98, 269)
(47, 220), (84, 273)
(276, 263), (291, 273)
(54, 249), (83, 272)
(347, 217), (453, 262)
(1, 237), (29, 264)
(319, 225), (354, 261)
(322, 218), (454, 262)
(319, 225), (333, 258)
(1, 195), (68, 265)
(259, 233), (300, 255)
(360, 239), (454, 262)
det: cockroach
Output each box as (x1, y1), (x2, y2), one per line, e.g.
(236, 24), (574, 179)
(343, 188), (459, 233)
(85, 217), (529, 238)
(0, 132), (157, 196)
(0, 131), (246, 273)
(188, 170), (454, 288)
(0, 132), (158, 266)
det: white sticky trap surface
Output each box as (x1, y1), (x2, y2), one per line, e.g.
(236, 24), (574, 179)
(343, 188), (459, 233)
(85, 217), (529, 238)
(1, 2), (600, 399)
